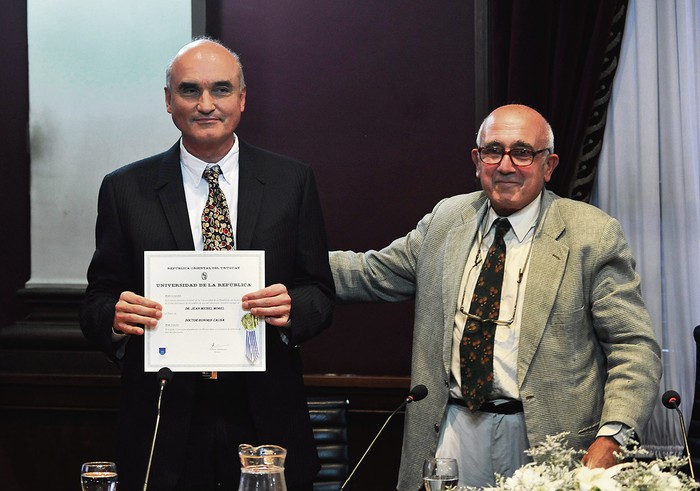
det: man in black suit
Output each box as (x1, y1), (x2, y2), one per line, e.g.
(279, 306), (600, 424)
(80, 38), (334, 490)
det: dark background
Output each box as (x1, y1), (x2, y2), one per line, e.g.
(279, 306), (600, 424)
(0, 3), (477, 489)
(208, 1), (477, 375)
(0, 1), (627, 489)
(1, 0), (31, 336)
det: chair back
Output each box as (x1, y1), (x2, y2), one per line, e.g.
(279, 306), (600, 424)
(309, 397), (349, 491)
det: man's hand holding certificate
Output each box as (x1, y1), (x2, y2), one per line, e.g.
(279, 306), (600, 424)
(143, 251), (266, 372)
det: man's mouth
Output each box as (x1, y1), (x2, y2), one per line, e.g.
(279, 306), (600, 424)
(194, 117), (220, 124)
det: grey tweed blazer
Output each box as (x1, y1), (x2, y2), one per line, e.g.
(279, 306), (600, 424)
(330, 189), (661, 491)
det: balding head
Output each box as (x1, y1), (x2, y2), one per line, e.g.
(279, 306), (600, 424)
(477, 104), (554, 150)
(166, 38), (245, 92)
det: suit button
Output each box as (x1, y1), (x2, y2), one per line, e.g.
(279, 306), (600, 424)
(434, 423), (440, 432)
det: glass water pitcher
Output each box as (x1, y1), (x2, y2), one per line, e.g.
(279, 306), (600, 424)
(238, 444), (287, 491)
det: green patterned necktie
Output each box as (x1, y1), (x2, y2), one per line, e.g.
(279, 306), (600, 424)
(460, 218), (511, 411)
(201, 165), (234, 251)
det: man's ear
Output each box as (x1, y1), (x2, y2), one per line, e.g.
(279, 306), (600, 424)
(164, 86), (172, 114)
(239, 86), (246, 113)
(543, 153), (559, 182)
(471, 148), (481, 178)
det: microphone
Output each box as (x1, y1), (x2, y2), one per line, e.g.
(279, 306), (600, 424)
(340, 385), (428, 490)
(662, 390), (681, 409)
(406, 384), (428, 403)
(143, 367), (173, 491)
(661, 390), (694, 479)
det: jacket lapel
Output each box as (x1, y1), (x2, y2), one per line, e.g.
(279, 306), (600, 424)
(441, 195), (488, 372)
(517, 192), (568, 387)
(235, 141), (264, 250)
(155, 142), (195, 250)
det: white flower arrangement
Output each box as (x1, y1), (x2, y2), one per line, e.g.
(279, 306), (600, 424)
(456, 431), (699, 491)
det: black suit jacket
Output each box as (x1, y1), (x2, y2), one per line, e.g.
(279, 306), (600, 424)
(81, 140), (334, 489)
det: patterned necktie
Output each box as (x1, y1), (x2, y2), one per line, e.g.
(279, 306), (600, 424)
(460, 218), (511, 411)
(200, 166), (245, 374)
(201, 165), (234, 251)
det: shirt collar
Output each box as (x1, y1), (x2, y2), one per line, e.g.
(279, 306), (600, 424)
(179, 133), (240, 188)
(486, 192), (542, 242)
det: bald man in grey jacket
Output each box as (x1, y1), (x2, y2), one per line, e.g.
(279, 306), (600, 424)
(330, 104), (661, 489)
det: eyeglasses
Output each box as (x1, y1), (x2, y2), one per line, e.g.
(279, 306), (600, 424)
(477, 145), (551, 167)
(459, 262), (524, 330)
(459, 219), (535, 331)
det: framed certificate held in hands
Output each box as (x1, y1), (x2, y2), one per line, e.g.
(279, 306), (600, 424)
(143, 250), (266, 372)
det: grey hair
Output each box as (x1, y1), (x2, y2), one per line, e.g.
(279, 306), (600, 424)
(165, 36), (246, 91)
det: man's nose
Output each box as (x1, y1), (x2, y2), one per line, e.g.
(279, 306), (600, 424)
(497, 154), (517, 172)
(197, 91), (215, 112)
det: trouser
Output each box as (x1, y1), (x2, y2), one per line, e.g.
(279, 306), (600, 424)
(173, 374), (256, 490)
(435, 400), (531, 488)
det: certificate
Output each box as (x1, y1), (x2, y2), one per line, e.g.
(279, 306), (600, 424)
(143, 250), (265, 372)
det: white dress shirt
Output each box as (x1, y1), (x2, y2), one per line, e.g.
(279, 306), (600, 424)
(179, 135), (240, 250)
(449, 195), (540, 400)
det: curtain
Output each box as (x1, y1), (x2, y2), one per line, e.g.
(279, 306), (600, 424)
(488, 0), (627, 201)
(593, 0), (700, 453)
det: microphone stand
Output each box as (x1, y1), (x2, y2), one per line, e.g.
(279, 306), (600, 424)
(673, 403), (695, 480)
(662, 390), (695, 480)
(143, 368), (172, 491)
(340, 402), (404, 490)
(341, 386), (427, 490)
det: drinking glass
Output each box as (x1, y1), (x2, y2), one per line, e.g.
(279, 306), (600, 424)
(423, 457), (458, 491)
(81, 461), (118, 491)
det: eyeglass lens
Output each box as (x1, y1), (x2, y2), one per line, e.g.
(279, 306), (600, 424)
(479, 146), (537, 166)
